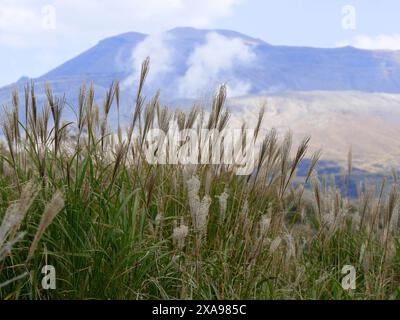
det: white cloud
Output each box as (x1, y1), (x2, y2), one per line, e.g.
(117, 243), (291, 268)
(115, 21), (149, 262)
(0, 0), (242, 85)
(56, 0), (241, 35)
(226, 81), (252, 97)
(122, 33), (174, 89)
(0, 0), (242, 46)
(0, 4), (43, 47)
(336, 34), (400, 51)
(0, 5), (37, 30)
(178, 32), (255, 98)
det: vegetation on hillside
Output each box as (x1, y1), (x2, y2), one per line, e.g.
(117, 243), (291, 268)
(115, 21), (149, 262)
(1, 60), (399, 299)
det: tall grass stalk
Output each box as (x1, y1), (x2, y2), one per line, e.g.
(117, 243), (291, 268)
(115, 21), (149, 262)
(0, 60), (399, 299)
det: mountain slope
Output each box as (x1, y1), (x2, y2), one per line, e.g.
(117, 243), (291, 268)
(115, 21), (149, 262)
(41, 32), (147, 81)
(229, 91), (400, 172)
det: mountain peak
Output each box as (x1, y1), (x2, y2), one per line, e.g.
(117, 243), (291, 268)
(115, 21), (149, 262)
(98, 31), (148, 45)
(166, 27), (267, 45)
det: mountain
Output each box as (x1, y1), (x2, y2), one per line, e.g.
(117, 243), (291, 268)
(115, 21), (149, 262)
(2, 28), (400, 175)
(1, 27), (400, 108)
(229, 91), (400, 173)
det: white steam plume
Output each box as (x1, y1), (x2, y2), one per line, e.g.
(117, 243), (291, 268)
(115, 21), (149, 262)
(177, 32), (256, 98)
(122, 33), (174, 89)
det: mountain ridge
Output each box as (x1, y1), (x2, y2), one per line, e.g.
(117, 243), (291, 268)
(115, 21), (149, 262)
(1, 27), (400, 106)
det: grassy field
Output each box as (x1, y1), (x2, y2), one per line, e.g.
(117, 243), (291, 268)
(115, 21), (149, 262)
(1, 61), (399, 300)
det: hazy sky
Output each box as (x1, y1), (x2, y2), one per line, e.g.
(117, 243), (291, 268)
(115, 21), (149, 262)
(0, 0), (399, 86)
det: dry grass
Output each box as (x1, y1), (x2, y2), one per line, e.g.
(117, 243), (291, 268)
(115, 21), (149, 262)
(0, 60), (399, 300)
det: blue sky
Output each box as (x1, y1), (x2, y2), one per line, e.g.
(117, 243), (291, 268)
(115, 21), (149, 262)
(222, 0), (400, 47)
(0, 0), (399, 86)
